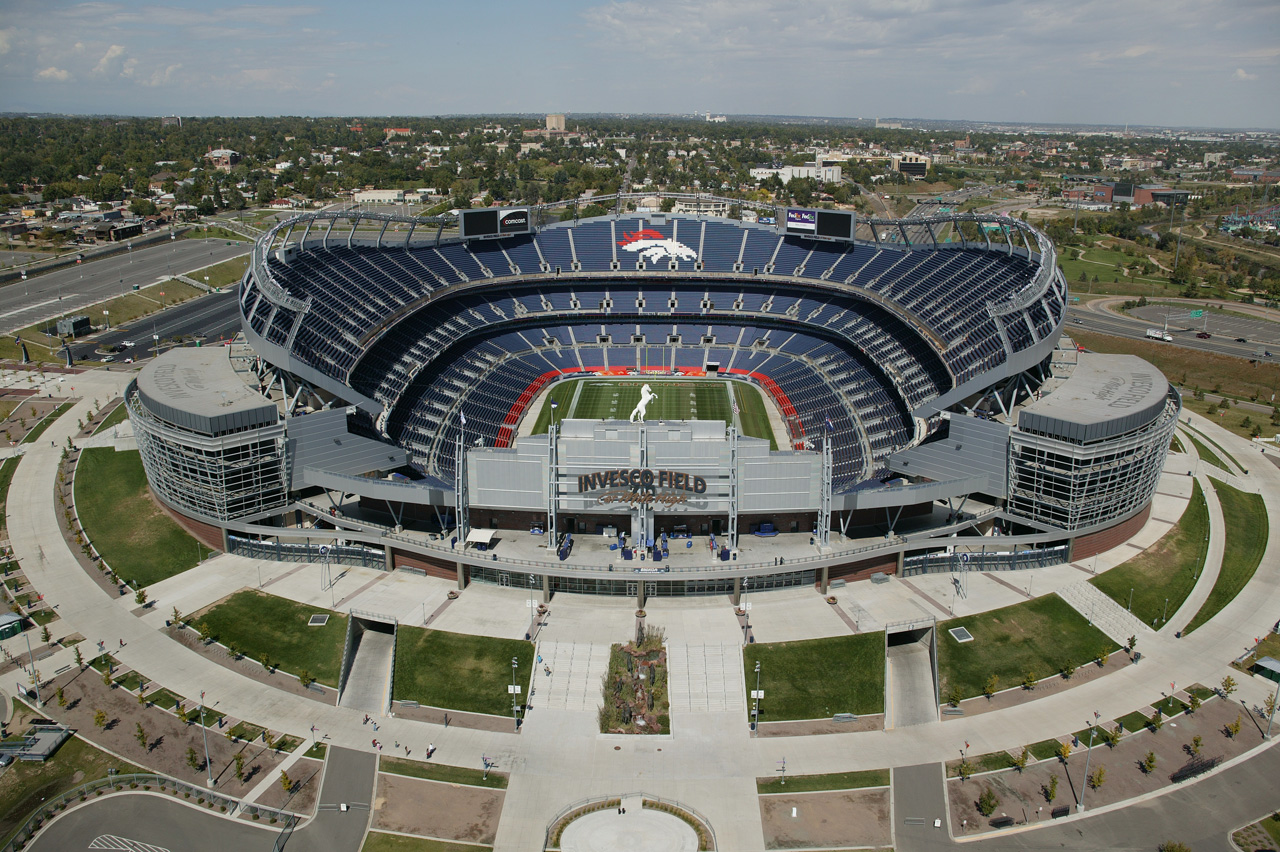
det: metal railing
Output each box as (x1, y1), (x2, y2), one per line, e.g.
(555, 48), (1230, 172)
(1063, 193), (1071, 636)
(1, 772), (296, 852)
(227, 535), (385, 568)
(543, 790), (716, 850)
(900, 544), (1069, 577)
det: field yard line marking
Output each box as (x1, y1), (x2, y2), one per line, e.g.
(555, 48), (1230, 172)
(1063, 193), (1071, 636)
(568, 377), (585, 418)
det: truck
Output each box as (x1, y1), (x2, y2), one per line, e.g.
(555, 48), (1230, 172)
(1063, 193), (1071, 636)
(1145, 328), (1173, 342)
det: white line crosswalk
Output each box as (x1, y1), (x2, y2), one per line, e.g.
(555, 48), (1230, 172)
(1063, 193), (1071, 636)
(89, 835), (172, 852)
(667, 642), (746, 713)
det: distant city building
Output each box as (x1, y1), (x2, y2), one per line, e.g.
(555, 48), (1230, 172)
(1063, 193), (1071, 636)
(161, 115), (182, 128)
(353, 189), (406, 204)
(891, 153), (930, 177)
(1203, 152), (1228, 167)
(749, 162), (842, 184)
(204, 148), (240, 172)
(1231, 168), (1280, 184)
(546, 114), (565, 132)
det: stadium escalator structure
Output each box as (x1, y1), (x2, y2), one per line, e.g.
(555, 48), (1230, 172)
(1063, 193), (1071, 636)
(239, 204), (1066, 506)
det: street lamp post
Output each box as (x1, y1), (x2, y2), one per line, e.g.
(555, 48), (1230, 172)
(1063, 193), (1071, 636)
(752, 660), (761, 734)
(199, 692), (214, 788)
(1078, 714), (1098, 812)
(23, 631), (42, 707)
(510, 657), (520, 731)
(1265, 675), (1280, 739)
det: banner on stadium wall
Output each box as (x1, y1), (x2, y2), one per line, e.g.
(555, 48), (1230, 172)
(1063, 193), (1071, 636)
(786, 208), (817, 232)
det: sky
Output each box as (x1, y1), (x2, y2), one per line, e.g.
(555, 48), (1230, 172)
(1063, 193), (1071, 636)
(0, 0), (1276, 128)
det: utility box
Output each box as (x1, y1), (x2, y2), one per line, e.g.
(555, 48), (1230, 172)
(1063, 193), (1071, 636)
(56, 315), (91, 337)
(0, 613), (23, 640)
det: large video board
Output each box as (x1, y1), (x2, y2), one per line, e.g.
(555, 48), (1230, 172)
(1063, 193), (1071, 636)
(786, 208), (854, 241)
(459, 207), (531, 240)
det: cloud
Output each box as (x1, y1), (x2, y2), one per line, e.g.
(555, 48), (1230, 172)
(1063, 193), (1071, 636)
(92, 43), (126, 76)
(0, 28), (14, 55)
(144, 63), (182, 87)
(1234, 67), (1257, 80)
(36, 66), (71, 81)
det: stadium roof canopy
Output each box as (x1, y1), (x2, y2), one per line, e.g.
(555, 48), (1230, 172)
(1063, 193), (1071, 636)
(136, 346), (277, 435)
(1017, 353), (1169, 443)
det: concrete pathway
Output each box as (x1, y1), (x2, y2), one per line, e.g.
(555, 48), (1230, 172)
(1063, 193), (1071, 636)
(1166, 474), (1225, 636)
(337, 629), (393, 715)
(667, 642), (745, 714)
(886, 641), (937, 728)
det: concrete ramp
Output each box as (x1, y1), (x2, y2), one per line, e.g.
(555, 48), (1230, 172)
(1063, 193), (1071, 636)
(885, 622), (938, 729)
(338, 623), (395, 714)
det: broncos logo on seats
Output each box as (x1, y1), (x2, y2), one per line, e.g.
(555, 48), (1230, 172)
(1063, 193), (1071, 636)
(618, 229), (697, 264)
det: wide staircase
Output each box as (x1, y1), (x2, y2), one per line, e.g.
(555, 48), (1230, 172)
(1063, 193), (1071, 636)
(529, 640), (610, 712)
(338, 627), (395, 714)
(1054, 583), (1151, 645)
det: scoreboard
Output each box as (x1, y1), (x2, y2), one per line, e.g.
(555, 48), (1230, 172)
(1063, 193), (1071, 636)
(459, 207), (531, 240)
(786, 208), (854, 241)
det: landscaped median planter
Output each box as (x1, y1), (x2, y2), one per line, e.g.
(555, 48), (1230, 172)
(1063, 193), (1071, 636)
(447, 590), (459, 600)
(826, 596), (838, 605)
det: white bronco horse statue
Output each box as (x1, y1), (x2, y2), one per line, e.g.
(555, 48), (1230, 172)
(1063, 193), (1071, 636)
(629, 384), (658, 422)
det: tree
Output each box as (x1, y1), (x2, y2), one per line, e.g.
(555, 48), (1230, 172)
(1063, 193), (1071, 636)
(1190, 734), (1202, 755)
(1022, 670), (1038, 690)
(298, 669), (314, 688)
(171, 606), (182, 625)
(1143, 751), (1157, 773)
(186, 747), (201, 771)
(1188, 693), (1202, 714)
(279, 770), (293, 792)
(1264, 692), (1277, 721)
(1159, 842), (1192, 852)
(93, 709), (107, 729)
(103, 668), (112, 688)
(1221, 675), (1237, 697)
(1012, 747), (1029, 772)
(1057, 741), (1072, 763)
(40, 625), (50, 643)
(1044, 774), (1058, 802)
(56, 686), (66, 707)
(73, 646), (83, 669)
(1127, 635), (1137, 654)
(1149, 709), (1164, 732)
(135, 722), (148, 749)
(1227, 714), (1242, 738)
(957, 759), (975, 780)
(1097, 648), (1109, 666)
(977, 786), (1000, 817)
(1087, 765), (1106, 789)
(234, 752), (245, 781)
(983, 673), (999, 698)
(135, 588), (147, 606)
(255, 178), (275, 204)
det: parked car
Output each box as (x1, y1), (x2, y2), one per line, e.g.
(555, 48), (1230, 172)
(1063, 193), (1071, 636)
(101, 355), (115, 362)
(122, 340), (135, 348)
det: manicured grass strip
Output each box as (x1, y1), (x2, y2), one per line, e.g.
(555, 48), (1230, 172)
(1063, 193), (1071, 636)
(958, 751), (1017, 777)
(742, 633), (885, 721)
(0, 457), (17, 505)
(1115, 710), (1154, 734)
(0, 731), (143, 845)
(1184, 483), (1268, 634)
(20, 402), (73, 444)
(1091, 480), (1207, 628)
(92, 403), (128, 435)
(733, 381), (777, 449)
(112, 671), (146, 692)
(1186, 424), (1245, 473)
(393, 627), (533, 717)
(1027, 738), (1064, 761)
(1188, 685), (1216, 702)
(379, 755), (509, 790)
(1185, 431), (1229, 471)
(228, 721), (266, 743)
(74, 448), (215, 587)
(756, 768), (889, 794)
(144, 688), (184, 713)
(197, 590), (347, 687)
(88, 654), (119, 674)
(362, 832), (492, 852)
(303, 742), (327, 760)
(1170, 435), (1184, 454)
(188, 254), (250, 289)
(937, 595), (1115, 699)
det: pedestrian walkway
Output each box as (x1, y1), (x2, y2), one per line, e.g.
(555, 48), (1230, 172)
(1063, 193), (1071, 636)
(1055, 581), (1151, 644)
(1166, 474), (1226, 636)
(667, 642), (745, 714)
(529, 640), (609, 712)
(337, 627), (394, 715)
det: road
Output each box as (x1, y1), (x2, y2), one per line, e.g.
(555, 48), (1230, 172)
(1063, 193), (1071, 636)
(289, 747), (378, 852)
(29, 793), (282, 852)
(1068, 299), (1279, 362)
(894, 740), (1280, 852)
(0, 238), (249, 335)
(76, 289), (240, 360)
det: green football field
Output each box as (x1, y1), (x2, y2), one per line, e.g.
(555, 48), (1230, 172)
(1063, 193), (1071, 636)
(528, 378), (777, 448)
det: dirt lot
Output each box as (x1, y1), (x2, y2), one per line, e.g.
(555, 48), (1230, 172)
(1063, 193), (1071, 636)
(759, 788), (891, 849)
(372, 771), (505, 845)
(947, 693), (1268, 835)
(42, 665), (291, 798)
(758, 714), (884, 737)
(251, 756), (323, 815)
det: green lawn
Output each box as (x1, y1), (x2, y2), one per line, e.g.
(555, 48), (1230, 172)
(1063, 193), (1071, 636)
(144, 687), (184, 714)
(756, 768), (889, 793)
(1185, 430), (1230, 471)
(528, 378), (777, 444)
(1027, 738), (1064, 761)
(0, 730), (142, 845)
(73, 448), (214, 586)
(0, 457), (17, 505)
(196, 590), (347, 686)
(393, 627), (533, 717)
(362, 833), (491, 852)
(1184, 483), (1269, 634)
(112, 671), (147, 692)
(947, 750), (1018, 778)
(20, 402), (73, 444)
(379, 755), (508, 789)
(937, 595), (1115, 699)
(741, 633), (885, 721)
(1091, 480), (1207, 627)
(187, 254), (250, 289)
(92, 403), (129, 435)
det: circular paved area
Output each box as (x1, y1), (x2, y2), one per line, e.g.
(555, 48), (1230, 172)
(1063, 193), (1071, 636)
(560, 806), (699, 851)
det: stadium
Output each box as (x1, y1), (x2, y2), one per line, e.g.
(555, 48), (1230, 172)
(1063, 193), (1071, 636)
(126, 194), (1180, 602)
